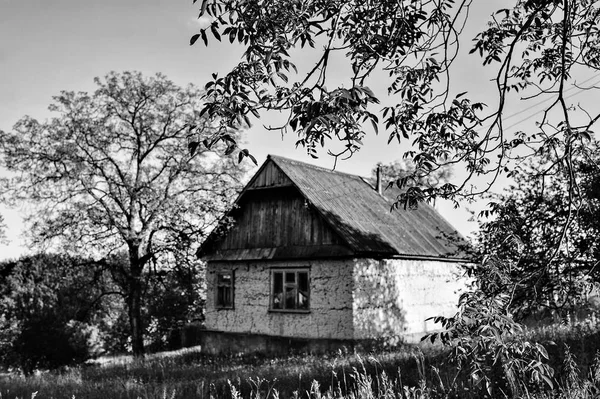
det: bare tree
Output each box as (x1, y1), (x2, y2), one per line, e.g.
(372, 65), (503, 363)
(0, 71), (245, 356)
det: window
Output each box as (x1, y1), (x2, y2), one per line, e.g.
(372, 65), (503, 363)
(271, 269), (310, 311)
(216, 271), (234, 309)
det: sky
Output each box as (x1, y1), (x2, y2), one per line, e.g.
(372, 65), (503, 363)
(0, 0), (578, 260)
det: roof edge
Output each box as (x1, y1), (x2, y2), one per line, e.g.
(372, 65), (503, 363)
(196, 157), (273, 258)
(388, 254), (474, 263)
(268, 154), (369, 180)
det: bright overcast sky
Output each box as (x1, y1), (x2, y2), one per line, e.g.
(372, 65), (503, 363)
(0, 0), (554, 259)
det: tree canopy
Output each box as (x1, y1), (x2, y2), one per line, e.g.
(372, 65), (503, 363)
(0, 71), (245, 356)
(190, 0), (600, 202)
(477, 140), (600, 318)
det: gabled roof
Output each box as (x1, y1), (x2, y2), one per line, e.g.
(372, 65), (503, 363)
(199, 155), (470, 261)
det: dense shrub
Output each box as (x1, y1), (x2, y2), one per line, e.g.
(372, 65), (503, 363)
(0, 254), (115, 373)
(144, 262), (206, 352)
(0, 252), (209, 373)
(8, 317), (102, 374)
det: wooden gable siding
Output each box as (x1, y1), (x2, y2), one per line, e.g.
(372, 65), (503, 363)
(248, 161), (293, 189)
(216, 188), (344, 251)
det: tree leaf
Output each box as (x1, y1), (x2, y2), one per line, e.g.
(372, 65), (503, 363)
(224, 144), (236, 155)
(211, 24), (221, 42)
(190, 34), (201, 46)
(199, 0), (208, 15)
(580, 130), (593, 141)
(248, 154), (257, 165)
(371, 120), (378, 135)
(188, 141), (199, 156)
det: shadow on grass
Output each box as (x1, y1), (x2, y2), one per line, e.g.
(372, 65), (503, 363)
(3, 320), (600, 399)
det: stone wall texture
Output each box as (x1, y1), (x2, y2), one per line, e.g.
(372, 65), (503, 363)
(205, 258), (466, 342)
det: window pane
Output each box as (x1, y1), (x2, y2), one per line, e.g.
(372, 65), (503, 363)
(285, 286), (296, 309)
(285, 272), (295, 283)
(298, 290), (309, 309)
(223, 287), (231, 306)
(298, 272), (308, 292)
(218, 273), (231, 285)
(217, 287), (223, 306)
(216, 272), (233, 308)
(271, 269), (309, 311)
(217, 286), (231, 307)
(272, 272), (283, 309)
(217, 287), (223, 307)
(273, 272), (283, 293)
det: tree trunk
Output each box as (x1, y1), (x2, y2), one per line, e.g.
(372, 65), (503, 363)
(127, 247), (146, 357)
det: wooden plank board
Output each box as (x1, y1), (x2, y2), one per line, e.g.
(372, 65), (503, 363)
(213, 187), (342, 252)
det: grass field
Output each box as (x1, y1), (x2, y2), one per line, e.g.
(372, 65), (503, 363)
(2, 320), (600, 399)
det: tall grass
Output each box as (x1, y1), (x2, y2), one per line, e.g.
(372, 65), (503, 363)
(0, 347), (426, 399)
(2, 320), (600, 399)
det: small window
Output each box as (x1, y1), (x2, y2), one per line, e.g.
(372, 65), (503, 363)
(271, 269), (309, 311)
(216, 271), (234, 309)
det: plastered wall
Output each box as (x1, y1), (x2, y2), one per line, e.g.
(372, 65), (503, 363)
(353, 258), (466, 341)
(205, 259), (355, 339)
(205, 258), (466, 342)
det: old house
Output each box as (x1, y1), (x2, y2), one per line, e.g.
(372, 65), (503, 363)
(196, 155), (470, 353)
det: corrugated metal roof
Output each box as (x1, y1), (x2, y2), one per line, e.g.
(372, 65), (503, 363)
(269, 155), (469, 259)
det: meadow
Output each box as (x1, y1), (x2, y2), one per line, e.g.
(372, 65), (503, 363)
(2, 320), (600, 399)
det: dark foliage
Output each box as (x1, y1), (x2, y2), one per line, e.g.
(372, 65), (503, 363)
(0, 254), (113, 373)
(145, 261), (206, 352)
(477, 141), (600, 319)
(190, 0), (600, 209)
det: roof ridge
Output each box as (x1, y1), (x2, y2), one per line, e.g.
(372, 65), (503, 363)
(268, 154), (367, 180)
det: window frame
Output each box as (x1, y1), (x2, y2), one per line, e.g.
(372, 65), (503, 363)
(215, 270), (234, 310)
(269, 268), (310, 313)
